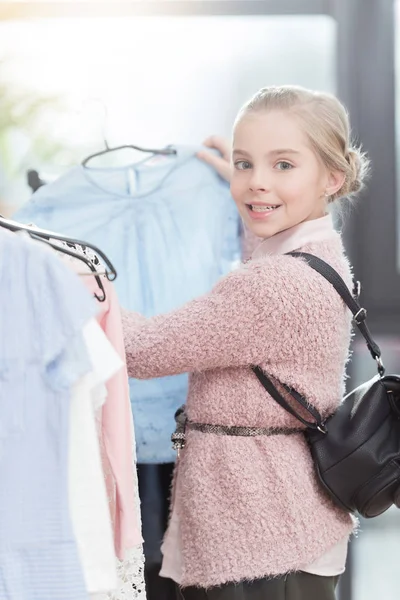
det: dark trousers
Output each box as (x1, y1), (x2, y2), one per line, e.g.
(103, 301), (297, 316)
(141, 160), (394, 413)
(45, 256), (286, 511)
(176, 572), (339, 600)
(137, 463), (176, 600)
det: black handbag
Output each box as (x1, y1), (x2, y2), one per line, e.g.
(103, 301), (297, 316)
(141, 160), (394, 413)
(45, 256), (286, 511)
(252, 251), (400, 519)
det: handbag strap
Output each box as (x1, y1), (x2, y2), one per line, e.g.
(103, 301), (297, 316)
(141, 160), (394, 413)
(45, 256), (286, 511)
(252, 251), (385, 432)
(252, 365), (327, 431)
(288, 252), (383, 371)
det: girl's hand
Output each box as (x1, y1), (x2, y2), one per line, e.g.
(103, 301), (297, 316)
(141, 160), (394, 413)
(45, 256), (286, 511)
(197, 136), (232, 183)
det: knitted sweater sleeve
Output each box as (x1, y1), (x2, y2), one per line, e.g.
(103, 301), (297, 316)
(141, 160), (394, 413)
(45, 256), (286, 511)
(121, 257), (313, 379)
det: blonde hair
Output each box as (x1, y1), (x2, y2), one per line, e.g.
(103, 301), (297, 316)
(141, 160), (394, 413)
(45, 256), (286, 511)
(234, 85), (370, 202)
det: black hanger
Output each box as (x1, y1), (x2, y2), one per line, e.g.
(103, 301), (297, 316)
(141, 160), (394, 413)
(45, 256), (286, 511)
(30, 232), (107, 302)
(82, 144), (176, 168)
(27, 170), (46, 193)
(0, 215), (117, 282)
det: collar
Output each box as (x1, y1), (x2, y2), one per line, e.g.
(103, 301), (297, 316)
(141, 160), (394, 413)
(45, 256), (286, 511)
(251, 214), (338, 259)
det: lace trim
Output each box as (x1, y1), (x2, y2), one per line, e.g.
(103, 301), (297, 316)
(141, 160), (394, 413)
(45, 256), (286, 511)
(91, 546), (146, 600)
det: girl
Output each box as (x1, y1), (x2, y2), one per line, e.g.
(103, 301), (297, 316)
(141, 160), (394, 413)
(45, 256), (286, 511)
(122, 85), (368, 600)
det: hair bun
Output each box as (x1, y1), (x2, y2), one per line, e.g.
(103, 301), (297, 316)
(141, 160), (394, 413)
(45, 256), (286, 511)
(347, 150), (362, 193)
(339, 147), (370, 198)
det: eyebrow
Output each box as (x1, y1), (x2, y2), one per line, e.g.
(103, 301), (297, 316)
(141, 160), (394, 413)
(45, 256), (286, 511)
(232, 148), (300, 158)
(269, 149), (300, 156)
(232, 149), (251, 157)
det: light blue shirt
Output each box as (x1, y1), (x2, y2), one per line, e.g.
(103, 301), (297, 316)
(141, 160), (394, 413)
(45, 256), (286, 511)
(14, 145), (241, 463)
(0, 228), (97, 599)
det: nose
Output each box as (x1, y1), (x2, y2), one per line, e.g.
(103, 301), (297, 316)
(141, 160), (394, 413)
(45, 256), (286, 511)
(248, 169), (269, 193)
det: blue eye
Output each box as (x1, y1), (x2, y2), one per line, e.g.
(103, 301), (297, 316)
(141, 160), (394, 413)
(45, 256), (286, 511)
(234, 160), (252, 171)
(275, 161), (293, 171)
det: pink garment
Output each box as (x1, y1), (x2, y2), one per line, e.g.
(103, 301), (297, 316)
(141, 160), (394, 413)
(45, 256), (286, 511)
(82, 275), (142, 559)
(160, 215), (348, 583)
(121, 216), (354, 587)
(241, 224), (263, 261)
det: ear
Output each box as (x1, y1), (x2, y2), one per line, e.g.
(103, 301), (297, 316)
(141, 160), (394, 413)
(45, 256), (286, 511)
(325, 170), (346, 197)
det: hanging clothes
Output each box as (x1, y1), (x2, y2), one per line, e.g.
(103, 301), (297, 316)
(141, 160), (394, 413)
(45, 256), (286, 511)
(24, 230), (145, 600)
(13, 145), (241, 464)
(69, 315), (146, 600)
(78, 275), (145, 600)
(79, 274), (143, 556)
(68, 318), (123, 595)
(0, 228), (97, 600)
(50, 232), (142, 556)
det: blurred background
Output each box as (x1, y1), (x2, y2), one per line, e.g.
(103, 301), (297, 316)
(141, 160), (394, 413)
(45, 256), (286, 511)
(0, 1), (398, 599)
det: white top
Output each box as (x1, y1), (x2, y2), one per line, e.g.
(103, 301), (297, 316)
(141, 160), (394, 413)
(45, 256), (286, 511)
(69, 319), (123, 594)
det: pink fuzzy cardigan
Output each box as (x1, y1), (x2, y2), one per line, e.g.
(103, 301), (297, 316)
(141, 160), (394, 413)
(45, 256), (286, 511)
(122, 222), (354, 588)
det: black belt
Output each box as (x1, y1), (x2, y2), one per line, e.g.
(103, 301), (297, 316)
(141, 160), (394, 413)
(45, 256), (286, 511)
(171, 406), (303, 454)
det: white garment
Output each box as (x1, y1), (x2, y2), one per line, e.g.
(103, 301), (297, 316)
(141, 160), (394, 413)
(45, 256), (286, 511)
(302, 536), (348, 576)
(69, 319), (123, 594)
(92, 546), (146, 600)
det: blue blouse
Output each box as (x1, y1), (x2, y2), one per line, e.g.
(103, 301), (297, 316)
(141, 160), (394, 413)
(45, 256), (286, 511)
(0, 228), (97, 599)
(14, 145), (241, 462)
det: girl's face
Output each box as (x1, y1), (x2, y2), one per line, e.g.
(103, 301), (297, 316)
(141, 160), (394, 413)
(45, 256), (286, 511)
(230, 109), (344, 239)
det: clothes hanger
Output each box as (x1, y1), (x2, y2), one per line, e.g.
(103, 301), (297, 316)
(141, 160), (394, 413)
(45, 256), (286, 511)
(82, 101), (176, 167)
(0, 215), (117, 282)
(81, 143), (177, 168)
(29, 232), (107, 302)
(27, 169), (46, 193)
(0, 215), (107, 301)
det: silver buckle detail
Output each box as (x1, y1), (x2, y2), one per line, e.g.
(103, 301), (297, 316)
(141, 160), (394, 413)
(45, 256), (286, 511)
(317, 423), (328, 434)
(353, 308), (367, 324)
(376, 356), (385, 377)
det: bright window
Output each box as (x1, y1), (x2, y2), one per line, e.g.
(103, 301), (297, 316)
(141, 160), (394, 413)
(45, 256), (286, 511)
(0, 14), (336, 210)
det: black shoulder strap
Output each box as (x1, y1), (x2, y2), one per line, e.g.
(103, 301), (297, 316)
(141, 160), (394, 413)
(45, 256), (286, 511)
(252, 365), (327, 430)
(287, 252), (383, 368)
(252, 251), (384, 431)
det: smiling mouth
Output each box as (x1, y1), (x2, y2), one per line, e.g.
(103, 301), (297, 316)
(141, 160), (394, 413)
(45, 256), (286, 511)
(246, 204), (281, 212)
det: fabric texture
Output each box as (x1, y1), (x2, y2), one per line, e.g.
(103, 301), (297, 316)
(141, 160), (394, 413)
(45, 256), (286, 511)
(91, 546), (146, 600)
(69, 318), (123, 594)
(121, 216), (355, 588)
(0, 228), (97, 600)
(160, 215), (348, 583)
(13, 145), (241, 463)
